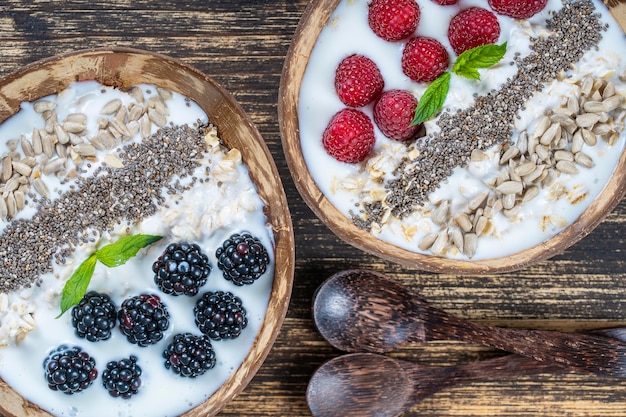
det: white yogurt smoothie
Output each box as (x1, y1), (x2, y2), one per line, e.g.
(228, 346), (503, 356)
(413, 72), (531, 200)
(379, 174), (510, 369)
(0, 82), (275, 416)
(299, 0), (626, 260)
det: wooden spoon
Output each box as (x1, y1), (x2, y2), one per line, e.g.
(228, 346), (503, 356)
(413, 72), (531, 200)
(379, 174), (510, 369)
(307, 328), (626, 417)
(313, 269), (626, 377)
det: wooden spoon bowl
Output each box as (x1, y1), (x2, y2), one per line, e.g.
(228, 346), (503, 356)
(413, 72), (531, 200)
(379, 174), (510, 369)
(0, 48), (294, 417)
(278, 0), (626, 274)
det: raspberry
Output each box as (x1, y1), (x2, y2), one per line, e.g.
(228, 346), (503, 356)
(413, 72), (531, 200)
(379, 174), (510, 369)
(118, 293), (170, 347)
(216, 232), (270, 286)
(43, 345), (98, 395)
(194, 291), (248, 340)
(368, 0), (421, 42)
(335, 54), (384, 107)
(431, 0), (459, 4)
(102, 356), (142, 399)
(488, 0), (548, 19)
(401, 36), (449, 83)
(152, 242), (211, 296)
(71, 291), (117, 342)
(448, 7), (501, 55)
(163, 333), (216, 378)
(373, 90), (422, 142)
(322, 109), (375, 163)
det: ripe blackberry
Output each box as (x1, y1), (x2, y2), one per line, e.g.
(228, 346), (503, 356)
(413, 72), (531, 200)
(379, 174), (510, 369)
(215, 233), (270, 286)
(102, 355), (142, 399)
(163, 333), (216, 378)
(118, 293), (170, 347)
(71, 291), (117, 342)
(152, 242), (211, 296)
(194, 291), (248, 340)
(43, 345), (98, 395)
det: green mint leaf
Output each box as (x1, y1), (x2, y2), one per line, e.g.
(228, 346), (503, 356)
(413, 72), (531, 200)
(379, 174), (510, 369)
(96, 234), (163, 267)
(57, 254), (97, 317)
(411, 72), (451, 126)
(452, 42), (507, 80)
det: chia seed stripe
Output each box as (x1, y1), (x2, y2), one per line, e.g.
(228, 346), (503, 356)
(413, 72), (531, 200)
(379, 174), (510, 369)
(382, 0), (605, 221)
(0, 123), (208, 293)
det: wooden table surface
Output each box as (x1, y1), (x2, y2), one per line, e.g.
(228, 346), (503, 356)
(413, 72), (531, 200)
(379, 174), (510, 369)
(0, 1), (625, 416)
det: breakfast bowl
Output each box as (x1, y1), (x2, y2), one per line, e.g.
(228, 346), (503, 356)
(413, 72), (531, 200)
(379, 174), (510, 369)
(279, 0), (626, 274)
(0, 47), (294, 417)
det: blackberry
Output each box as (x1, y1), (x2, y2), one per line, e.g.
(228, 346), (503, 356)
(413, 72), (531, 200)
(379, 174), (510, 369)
(152, 242), (211, 296)
(71, 291), (117, 342)
(194, 291), (248, 340)
(163, 333), (216, 378)
(43, 345), (98, 395)
(118, 293), (170, 347)
(102, 355), (142, 399)
(215, 232), (270, 286)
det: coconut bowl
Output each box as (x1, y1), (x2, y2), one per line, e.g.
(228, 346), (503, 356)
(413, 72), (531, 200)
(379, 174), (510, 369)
(0, 47), (294, 417)
(279, 0), (626, 274)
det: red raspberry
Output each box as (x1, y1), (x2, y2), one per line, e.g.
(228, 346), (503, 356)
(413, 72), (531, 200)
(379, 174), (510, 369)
(322, 109), (375, 163)
(373, 90), (422, 142)
(448, 7), (501, 55)
(401, 37), (449, 83)
(431, 0), (459, 4)
(368, 0), (421, 42)
(335, 54), (384, 107)
(488, 0), (548, 19)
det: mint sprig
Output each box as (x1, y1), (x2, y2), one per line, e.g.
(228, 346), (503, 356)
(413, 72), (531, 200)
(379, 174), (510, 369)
(411, 42), (507, 126)
(57, 234), (163, 317)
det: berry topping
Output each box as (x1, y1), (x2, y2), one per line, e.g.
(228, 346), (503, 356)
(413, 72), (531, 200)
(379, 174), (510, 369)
(368, 0), (421, 42)
(322, 108), (376, 163)
(71, 291), (117, 342)
(194, 291), (248, 340)
(335, 54), (384, 107)
(216, 232), (270, 286)
(152, 242), (211, 296)
(448, 7), (501, 55)
(163, 333), (216, 378)
(102, 356), (142, 399)
(401, 36), (450, 83)
(43, 345), (98, 395)
(118, 293), (170, 347)
(488, 0), (548, 19)
(373, 90), (422, 142)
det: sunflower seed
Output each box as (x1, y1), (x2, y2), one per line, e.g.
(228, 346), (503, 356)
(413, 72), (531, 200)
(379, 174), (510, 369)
(502, 193), (516, 210)
(128, 104), (144, 122)
(97, 117), (109, 130)
(576, 113), (601, 128)
(139, 113), (151, 138)
(432, 200), (449, 225)
(495, 180), (523, 195)
(110, 119), (131, 138)
(468, 191), (488, 211)
(152, 98), (170, 117)
(533, 115), (551, 138)
(592, 123), (612, 136)
(65, 113), (87, 125)
(539, 123), (560, 145)
(513, 161), (536, 177)
(418, 233), (437, 251)
(603, 95), (623, 112)
(157, 87), (173, 101)
(130, 86), (145, 103)
(89, 135), (106, 151)
(491, 198), (503, 213)
(31, 128), (43, 155)
(499, 145), (520, 165)
(20, 157), (36, 167)
(464, 233), (478, 258)
(522, 185), (539, 203)
(454, 212), (473, 233)
(1, 156), (13, 181)
(54, 124), (69, 145)
(3, 178), (19, 197)
(581, 76), (594, 96)
(63, 121), (87, 134)
(567, 96), (580, 114)
(44, 114), (56, 134)
(11, 160), (32, 177)
(471, 149), (489, 162)
(0, 197), (7, 221)
(554, 150), (574, 162)
(148, 108), (167, 127)
(606, 131), (619, 146)
(556, 160), (579, 175)
(542, 169), (559, 187)
(516, 131), (528, 155)
(503, 206), (521, 219)
(448, 227), (464, 253)
(101, 98), (122, 115)
(5, 193), (16, 218)
(20, 136), (34, 157)
(33, 100), (56, 113)
(583, 101), (606, 113)
(475, 216), (489, 236)
(13, 190), (24, 211)
(73, 143), (97, 157)
(103, 154), (125, 169)
(534, 144), (550, 161)
(43, 158), (66, 175)
(32, 178), (49, 198)
(127, 120), (140, 138)
(40, 131), (55, 158)
(574, 152), (594, 168)
(522, 164), (545, 183)
(430, 228), (449, 255)
(98, 130), (118, 149)
(581, 128), (597, 146)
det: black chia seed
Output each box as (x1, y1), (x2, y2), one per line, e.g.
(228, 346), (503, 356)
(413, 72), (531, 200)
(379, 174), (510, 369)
(368, 0), (606, 225)
(0, 123), (210, 293)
